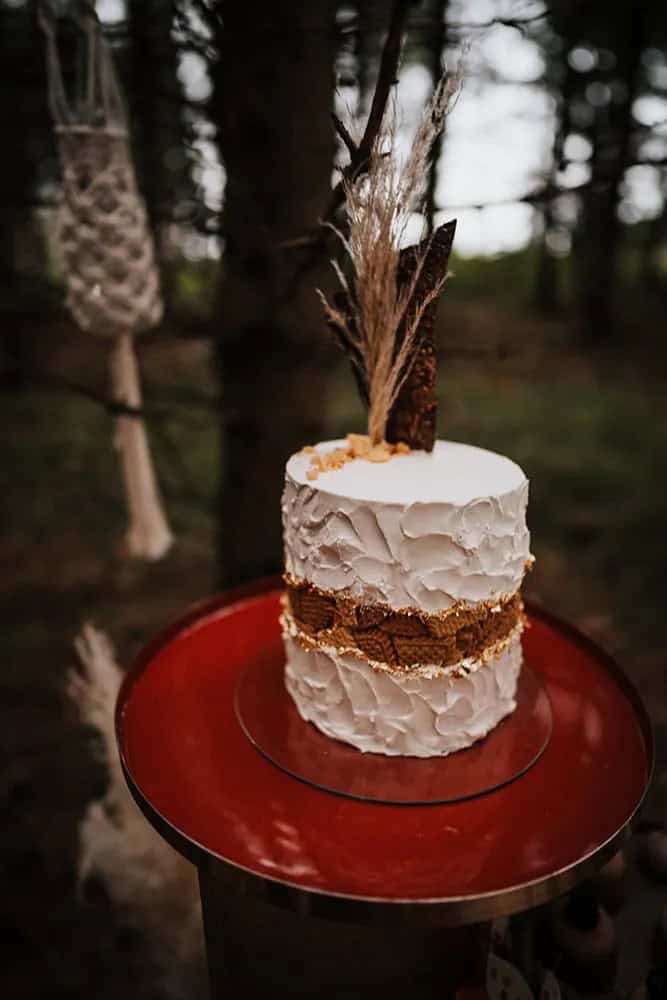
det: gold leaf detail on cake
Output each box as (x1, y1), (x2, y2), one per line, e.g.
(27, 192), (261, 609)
(284, 578), (523, 672)
(336, 600), (359, 627)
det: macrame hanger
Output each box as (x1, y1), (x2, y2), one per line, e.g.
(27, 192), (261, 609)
(40, 4), (173, 561)
(75, 3), (127, 129)
(38, 1), (71, 126)
(80, 6), (98, 124)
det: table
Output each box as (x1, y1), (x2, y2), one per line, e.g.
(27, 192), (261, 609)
(116, 577), (653, 998)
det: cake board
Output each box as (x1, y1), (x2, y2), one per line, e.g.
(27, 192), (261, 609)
(116, 577), (653, 999)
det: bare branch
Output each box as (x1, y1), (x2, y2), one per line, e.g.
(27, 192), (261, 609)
(331, 113), (358, 158)
(276, 0), (410, 259)
(357, 0), (408, 161)
(324, 0), (410, 223)
(22, 371), (218, 422)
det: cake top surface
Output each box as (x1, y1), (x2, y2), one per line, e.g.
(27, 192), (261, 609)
(286, 439), (526, 506)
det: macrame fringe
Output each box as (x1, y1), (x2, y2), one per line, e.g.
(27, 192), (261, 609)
(110, 334), (173, 560)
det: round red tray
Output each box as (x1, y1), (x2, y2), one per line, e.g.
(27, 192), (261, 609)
(116, 578), (652, 925)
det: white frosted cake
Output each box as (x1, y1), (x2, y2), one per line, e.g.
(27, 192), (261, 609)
(281, 438), (532, 757)
(280, 73), (532, 757)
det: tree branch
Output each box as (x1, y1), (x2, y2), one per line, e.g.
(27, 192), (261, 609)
(277, 0), (410, 257)
(22, 371), (218, 422)
(331, 112), (357, 158)
(357, 0), (407, 159)
(324, 0), (410, 223)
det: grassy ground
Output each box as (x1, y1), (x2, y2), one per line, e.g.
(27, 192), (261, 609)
(1, 310), (666, 995)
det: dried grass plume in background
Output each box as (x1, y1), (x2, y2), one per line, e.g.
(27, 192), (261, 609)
(69, 625), (205, 999)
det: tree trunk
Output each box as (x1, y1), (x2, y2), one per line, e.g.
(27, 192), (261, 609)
(0, 4), (53, 388)
(424, 0), (447, 234)
(126, 0), (187, 299)
(213, 2), (337, 585)
(579, 113), (622, 341)
(578, 3), (654, 341)
(534, 43), (576, 316)
(640, 197), (667, 299)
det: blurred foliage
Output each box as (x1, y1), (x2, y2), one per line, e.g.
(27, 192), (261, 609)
(2, 0), (666, 613)
(2, 7), (666, 997)
(0, 0), (664, 634)
(0, 0), (666, 342)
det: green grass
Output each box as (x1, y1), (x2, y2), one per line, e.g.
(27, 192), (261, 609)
(448, 249), (542, 305)
(1, 342), (216, 555)
(1, 390), (123, 542)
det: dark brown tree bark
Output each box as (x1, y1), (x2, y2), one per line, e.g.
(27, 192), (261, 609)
(640, 193), (667, 298)
(125, 0), (189, 299)
(534, 42), (576, 316)
(0, 3), (53, 388)
(578, 1), (657, 340)
(356, 0), (391, 121)
(424, 0), (448, 234)
(212, 2), (338, 584)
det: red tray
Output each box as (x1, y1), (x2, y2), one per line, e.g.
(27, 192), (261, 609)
(116, 578), (652, 925)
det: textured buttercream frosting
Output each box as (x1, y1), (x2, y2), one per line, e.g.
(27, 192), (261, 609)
(283, 628), (522, 757)
(283, 440), (531, 613)
(281, 438), (532, 757)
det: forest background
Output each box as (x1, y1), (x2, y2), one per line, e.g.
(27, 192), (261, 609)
(1, 1), (666, 995)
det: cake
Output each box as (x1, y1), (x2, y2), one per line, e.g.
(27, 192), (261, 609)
(279, 69), (532, 757)
(281, 437), (532, 757)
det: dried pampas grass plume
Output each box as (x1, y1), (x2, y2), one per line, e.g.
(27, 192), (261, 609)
(69, 624), (205, 999)
(319, 66), (462, 446)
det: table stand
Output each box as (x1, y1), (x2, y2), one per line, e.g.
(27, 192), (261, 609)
(116, 578), (652, 998)
(199, 858), (484, 997)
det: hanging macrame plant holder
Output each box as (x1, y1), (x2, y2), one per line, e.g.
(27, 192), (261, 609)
(40, 3), (173, 560)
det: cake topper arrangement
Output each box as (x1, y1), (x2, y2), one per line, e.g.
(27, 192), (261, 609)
(280, 60), (538, 759)
(318, 72), (460, 456)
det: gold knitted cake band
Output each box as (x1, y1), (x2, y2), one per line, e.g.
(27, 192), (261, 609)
(284, 577), (524, 672)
